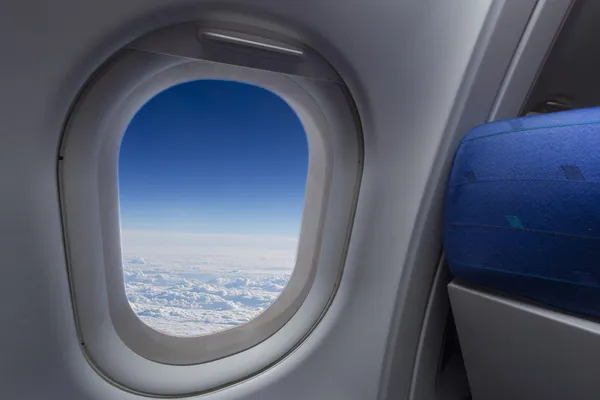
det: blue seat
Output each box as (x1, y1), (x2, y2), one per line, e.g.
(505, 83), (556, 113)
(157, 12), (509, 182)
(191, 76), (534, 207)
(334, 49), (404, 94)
(443, 107), (600, 318)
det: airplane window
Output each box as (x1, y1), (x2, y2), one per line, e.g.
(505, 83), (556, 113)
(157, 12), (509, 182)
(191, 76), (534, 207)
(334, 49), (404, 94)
(119, 80), (308, 337)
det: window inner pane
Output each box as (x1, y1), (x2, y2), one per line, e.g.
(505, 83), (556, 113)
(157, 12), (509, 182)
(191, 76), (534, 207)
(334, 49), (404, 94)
(119, 80), (308, 337)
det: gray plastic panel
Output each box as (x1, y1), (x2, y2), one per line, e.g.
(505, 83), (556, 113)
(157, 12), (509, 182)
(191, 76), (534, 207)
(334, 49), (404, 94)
(449, 281), (600, 400)
(128, 22), (341, 83)
(525, 0), (600, 110)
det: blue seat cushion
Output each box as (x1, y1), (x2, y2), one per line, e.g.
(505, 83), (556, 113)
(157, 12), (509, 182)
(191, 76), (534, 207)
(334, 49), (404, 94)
(444, 107), (600, 318)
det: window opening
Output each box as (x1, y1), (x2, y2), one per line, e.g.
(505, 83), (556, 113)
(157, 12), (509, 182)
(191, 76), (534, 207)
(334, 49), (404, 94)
(119, 80), (308, 337)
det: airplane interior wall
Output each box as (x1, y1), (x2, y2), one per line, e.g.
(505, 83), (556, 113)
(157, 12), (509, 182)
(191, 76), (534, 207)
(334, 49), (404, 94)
(0, 0), (552, 399)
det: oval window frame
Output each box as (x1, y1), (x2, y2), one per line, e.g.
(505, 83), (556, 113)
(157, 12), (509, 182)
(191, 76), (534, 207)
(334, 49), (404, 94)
(59, 25), (362, 395)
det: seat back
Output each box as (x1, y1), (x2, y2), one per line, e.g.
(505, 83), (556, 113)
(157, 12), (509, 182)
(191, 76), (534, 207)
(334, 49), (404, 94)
(444, 107), (600, 318)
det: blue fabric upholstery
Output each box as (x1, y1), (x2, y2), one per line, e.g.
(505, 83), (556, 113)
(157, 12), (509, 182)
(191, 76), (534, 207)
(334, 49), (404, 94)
(444, 107), (600, 318)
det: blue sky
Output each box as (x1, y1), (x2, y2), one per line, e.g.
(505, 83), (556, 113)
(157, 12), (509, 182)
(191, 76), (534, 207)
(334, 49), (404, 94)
(118, 80), (308, 236)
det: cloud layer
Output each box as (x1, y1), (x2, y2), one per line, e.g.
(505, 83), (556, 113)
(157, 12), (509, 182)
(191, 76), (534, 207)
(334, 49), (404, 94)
(121, 230), (295, 336)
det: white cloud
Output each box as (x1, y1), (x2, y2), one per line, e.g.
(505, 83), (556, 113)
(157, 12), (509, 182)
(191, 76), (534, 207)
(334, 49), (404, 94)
(128, 256), (146, 265)
(121, 230), (296, 337)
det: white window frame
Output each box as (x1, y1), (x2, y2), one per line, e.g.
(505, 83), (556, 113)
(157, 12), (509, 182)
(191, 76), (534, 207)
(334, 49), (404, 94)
(59, 24), (362, 395)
